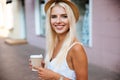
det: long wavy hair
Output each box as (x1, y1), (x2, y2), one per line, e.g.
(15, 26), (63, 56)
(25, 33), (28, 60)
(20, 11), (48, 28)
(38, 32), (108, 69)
(45, 2), (77, 68)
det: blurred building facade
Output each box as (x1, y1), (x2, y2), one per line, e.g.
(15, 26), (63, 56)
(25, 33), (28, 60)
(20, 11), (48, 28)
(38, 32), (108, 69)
(0, 0), (120, 74)
(0, 0), (26, 44)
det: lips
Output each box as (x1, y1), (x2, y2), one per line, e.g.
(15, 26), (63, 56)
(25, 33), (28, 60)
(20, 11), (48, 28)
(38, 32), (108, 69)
(55, 25), (64, 30)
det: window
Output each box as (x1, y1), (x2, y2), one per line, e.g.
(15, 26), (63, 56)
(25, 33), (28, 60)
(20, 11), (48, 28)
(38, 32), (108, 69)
(35, 0), (45, 36)
(72, 0), (92, 47)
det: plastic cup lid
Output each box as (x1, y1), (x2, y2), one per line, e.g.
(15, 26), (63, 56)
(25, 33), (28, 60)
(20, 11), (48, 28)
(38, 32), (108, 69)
(30, 54), (43, 58)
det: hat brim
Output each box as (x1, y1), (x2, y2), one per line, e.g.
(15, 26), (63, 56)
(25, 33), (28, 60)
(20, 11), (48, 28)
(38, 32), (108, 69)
(44, 0), (80, 22)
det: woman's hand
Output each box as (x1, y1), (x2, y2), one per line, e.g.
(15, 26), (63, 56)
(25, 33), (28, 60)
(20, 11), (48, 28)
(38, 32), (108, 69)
(41, 60), (45, 68)
(29, 59), (32, 69)
(29, 59), (45, 71)
(34, 67), (60, 80)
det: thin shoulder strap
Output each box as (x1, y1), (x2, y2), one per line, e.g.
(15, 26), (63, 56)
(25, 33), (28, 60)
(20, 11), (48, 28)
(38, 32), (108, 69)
(67, 42), (81, 53)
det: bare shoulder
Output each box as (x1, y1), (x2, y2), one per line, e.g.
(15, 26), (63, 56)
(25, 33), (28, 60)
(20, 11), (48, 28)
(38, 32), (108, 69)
(70, 43), (85, 53)
(72, 43), (83, 51)
(69, 42), (87, 58)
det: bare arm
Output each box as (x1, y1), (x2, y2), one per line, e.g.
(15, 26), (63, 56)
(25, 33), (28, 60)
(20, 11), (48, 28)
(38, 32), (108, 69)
(69, 44), (88, 80)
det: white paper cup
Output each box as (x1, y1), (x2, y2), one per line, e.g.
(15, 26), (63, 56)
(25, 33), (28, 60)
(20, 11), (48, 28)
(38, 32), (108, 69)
(30, 54), (43, 71)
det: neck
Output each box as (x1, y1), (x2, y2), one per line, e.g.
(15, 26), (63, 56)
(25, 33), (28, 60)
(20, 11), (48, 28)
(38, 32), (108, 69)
(57, 33), (67, 43)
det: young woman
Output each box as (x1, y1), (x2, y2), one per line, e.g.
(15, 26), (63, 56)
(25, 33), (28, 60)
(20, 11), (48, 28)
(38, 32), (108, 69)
(33, 0), (88, 80)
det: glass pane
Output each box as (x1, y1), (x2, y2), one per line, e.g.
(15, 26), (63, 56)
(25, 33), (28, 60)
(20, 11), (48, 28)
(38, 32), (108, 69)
(39, 1), (46, 36)
(72, 0), (91, 47)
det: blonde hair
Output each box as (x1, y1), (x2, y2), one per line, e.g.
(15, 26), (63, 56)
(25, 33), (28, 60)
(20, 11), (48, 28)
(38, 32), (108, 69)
(45, 2), (77, 68)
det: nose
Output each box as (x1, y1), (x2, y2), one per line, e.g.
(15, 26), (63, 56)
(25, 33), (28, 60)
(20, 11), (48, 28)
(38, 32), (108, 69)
(56, 17), (62, 23)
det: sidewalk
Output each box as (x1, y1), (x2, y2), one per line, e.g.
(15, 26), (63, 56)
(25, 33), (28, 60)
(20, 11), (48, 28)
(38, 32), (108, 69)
(0, 38), (120, 80)
(88, 64), (120, 80)
(0, 38), (43, 80)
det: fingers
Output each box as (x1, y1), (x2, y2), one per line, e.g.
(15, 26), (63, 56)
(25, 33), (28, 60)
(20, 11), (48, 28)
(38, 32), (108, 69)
(41, 61), (45, 68)
(33, 66), (44, 71)
(34, 67), (44, 78)
(33, 66), (39, 70)
(29, 59), (32, 69)
(38, 77), (42, 80)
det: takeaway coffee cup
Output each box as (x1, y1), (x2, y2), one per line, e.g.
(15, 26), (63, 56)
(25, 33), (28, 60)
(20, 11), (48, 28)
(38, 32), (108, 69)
(30, 54), (43, 71)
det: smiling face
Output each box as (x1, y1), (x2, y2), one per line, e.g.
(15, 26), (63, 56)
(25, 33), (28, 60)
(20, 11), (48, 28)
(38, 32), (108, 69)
(50, 4), (70, 35)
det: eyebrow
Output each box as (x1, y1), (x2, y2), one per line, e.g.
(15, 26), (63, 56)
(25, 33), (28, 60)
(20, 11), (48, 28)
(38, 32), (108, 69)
(51, 13), (67, 15)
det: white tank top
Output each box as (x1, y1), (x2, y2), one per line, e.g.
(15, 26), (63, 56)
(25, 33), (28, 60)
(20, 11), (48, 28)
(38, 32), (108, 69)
(46, 42), (81, 80)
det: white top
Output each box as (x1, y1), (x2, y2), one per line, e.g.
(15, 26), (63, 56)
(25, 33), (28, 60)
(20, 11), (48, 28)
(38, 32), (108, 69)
(46, 42), (81, 80)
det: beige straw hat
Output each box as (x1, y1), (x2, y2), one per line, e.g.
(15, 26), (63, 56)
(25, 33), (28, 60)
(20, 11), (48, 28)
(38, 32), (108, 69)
(44, 0), (80, 22)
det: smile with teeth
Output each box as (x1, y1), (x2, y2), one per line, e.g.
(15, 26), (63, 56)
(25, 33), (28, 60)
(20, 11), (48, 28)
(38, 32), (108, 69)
(55, 25), (64, 30)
